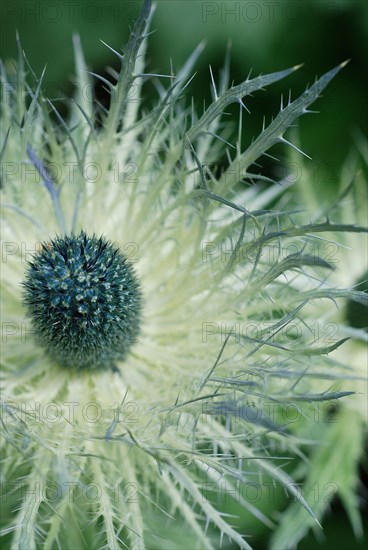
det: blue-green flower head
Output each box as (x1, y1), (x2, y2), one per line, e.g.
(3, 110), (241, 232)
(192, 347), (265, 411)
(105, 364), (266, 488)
(22, 231), (142, 370)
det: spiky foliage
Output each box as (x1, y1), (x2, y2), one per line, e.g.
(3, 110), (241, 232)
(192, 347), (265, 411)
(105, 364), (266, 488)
(270, 143), (368, 549)
(1, 1), (367, 548)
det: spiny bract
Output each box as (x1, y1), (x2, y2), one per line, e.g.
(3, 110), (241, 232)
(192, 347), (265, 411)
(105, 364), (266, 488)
(22, 231), (141, 370)
(1, 0), (367, 549)
(270, 149), (368, 549)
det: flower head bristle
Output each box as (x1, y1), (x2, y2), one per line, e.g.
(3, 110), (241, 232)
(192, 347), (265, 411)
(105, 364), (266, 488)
(22, 231), (142, 370)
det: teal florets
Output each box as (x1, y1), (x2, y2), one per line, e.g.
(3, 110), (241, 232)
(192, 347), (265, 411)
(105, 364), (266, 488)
(22, 231), (142, 370)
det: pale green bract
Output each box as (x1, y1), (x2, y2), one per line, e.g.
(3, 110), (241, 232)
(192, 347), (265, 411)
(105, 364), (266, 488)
(270, 144), (368, 549)
(1, 1), (367, 548)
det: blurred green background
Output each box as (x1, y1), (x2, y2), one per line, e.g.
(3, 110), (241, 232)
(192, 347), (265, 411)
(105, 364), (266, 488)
(1, 1), (367, 549)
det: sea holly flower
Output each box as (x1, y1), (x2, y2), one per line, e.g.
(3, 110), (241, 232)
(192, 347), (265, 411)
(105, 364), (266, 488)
(1, 1), (367, 549)
(22, 231), (142, 371)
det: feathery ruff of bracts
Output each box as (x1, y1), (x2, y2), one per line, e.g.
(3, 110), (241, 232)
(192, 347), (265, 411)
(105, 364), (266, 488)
(270, 147), (367, 549)
(1, 1), (367, 548)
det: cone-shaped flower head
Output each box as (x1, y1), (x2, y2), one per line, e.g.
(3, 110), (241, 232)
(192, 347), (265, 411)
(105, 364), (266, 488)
(23, 232), (141, 370)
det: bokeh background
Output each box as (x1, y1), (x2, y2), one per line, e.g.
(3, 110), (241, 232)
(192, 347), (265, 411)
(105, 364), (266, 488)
(1, 1), (367, 549)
